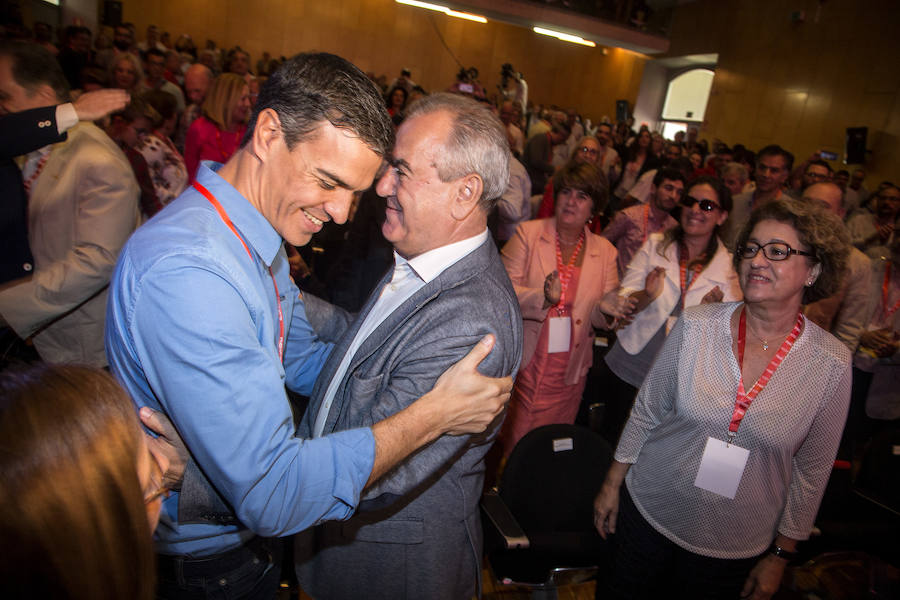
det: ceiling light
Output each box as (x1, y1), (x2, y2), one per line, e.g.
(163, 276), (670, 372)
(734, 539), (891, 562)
(396, 0), (487, 23)
(533, 26), (596, 47)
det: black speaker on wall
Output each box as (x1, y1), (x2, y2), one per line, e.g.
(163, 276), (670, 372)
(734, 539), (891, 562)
(845, 127), (867, 164)
(102, 1), (122, 27)
(615, 100), (630, 122)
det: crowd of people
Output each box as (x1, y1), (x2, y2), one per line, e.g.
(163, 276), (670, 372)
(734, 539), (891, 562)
(0, 15), (897, 600)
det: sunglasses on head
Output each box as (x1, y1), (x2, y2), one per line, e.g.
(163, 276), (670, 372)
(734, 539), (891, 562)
(681, 196), (720, 212)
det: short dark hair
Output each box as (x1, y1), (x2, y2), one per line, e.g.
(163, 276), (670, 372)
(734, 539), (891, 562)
(0, 40), (70, 102)
(733, 198), (849, 303)
(756, 144), (794, 172)
(552, 161), (608, 214)
(806, 159), (833, 174)
(653, 167), (687, 188)
(144, 47), (165, 61)
(141, 89), (177, 122)
(243, 52), (393, 159)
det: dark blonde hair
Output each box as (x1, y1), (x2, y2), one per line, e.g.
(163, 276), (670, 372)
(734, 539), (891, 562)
(732, 198), (850, 303)
(0, 365), (155, 600)
(202, 73), (247, 130)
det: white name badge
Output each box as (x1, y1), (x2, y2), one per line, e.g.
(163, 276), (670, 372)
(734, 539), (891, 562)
(693, 436), (750, 499)
(547, 316), (572, 353)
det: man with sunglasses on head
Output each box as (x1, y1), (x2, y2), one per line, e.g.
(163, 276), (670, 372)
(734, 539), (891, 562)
(602, 167), (685, 278)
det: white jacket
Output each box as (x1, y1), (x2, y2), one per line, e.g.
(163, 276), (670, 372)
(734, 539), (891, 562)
(617, 233), (742, 354)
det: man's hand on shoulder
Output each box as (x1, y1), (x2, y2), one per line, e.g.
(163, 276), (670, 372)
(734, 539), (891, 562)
(141, 406), (188, 490)
(423, 334), (513, 436)
(72, 89), (130, 122)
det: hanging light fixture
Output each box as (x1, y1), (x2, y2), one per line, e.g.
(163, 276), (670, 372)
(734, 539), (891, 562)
(396, 0), (487, 23)
(533, 26), (596, 47)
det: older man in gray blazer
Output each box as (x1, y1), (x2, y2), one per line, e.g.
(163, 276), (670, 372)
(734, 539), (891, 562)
(295, 94), (523, 599)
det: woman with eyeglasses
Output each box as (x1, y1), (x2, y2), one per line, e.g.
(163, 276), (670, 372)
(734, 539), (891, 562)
(499, 162), (633, 457)
(597, 175), (741, 446)
(0, 364), (168, 599)
(535, 136), (608, 233)
(593, 198), (852, 600)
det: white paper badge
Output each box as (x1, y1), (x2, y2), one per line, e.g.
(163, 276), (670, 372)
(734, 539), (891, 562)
(693, 436), (750, 499)
(547, 316), (572, 353)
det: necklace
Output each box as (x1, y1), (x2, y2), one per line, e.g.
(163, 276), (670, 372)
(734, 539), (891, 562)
(745, 317), (795, 351)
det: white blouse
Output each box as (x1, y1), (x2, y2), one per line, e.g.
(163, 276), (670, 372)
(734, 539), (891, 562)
(616, 302), (851, 559)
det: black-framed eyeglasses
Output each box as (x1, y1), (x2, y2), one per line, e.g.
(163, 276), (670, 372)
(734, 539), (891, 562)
(681, 196), (720, 212)
(579, 146), (599, 156)
(737, 242), (814, 261)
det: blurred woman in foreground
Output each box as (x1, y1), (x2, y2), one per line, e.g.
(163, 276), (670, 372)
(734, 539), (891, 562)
(0, 364), (166, 599)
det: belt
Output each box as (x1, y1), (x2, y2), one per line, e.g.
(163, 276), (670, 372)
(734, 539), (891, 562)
(156, 536), (268, 579)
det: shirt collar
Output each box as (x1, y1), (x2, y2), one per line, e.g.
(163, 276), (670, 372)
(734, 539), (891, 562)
(396, 229), (489, 284)
(196, 161), (283, 267)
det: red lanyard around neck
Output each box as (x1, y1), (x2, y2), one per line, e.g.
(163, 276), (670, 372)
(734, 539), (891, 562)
(882, 262), (900, 320)
(677, 243), (705, 310)
(554, 230), (585, 313)
(729, 306), (803, 442)
(192, 181), (284, 362)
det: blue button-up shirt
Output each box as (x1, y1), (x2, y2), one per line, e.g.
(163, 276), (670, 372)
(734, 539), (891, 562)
(106, 162), (375, 557)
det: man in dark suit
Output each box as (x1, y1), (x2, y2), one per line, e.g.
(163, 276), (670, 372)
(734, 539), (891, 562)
(295, 93), (523, 600)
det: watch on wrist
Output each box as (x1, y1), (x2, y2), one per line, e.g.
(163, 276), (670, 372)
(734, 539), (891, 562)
(768, 543), (798, 561)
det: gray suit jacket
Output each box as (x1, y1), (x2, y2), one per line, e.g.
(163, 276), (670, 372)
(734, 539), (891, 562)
(295, 237), (522, 600)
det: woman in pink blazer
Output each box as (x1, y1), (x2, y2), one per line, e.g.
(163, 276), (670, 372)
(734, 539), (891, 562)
(500, 162), (632, 456)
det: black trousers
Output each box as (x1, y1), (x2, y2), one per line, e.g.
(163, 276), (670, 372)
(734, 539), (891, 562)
(599, 487), (760, 600)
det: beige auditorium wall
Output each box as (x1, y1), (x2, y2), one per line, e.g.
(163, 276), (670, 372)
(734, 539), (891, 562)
(119, 0), (645, 123)
(666, 0), (900, 185)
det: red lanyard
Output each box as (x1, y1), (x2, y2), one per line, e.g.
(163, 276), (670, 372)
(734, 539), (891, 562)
(729, 306), (803, 442)
(641, 204), (650, 244)
(23, 152), (51, 196)
(677, 243), (705, 310)
(882, 262), (900, 320)
(192, 181), (284, 362)
(554, 230), (585, 314)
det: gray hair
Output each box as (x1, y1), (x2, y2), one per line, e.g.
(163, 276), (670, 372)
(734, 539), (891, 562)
(405, 92), (510, 211)
(721, 162), (748, 182)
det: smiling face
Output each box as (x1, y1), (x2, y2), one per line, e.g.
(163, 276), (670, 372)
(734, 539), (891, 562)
(376, 110), (463, 259)
(575, 137), (600, 166)
(680, 183), (727, 241)
(739, 218), (818, 309)
(554, 186), (594, 230)
(113, 57), (137, 89)
(259, 119), (382, 247)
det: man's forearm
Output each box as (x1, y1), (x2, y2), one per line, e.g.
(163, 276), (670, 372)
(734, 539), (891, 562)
(367, 392), (442, 487)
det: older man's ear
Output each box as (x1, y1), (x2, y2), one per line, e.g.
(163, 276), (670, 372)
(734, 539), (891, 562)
(450, 173), (484, 221)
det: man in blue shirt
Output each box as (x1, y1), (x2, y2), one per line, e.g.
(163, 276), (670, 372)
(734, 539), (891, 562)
(105, 53), (512, 599)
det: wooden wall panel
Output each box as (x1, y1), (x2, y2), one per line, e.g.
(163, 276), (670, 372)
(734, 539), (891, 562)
(118, 0), (645, 123)
(666, 0), (900, 185)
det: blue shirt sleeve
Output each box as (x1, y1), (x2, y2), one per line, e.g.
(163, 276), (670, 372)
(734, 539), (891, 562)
(128, 256), (375, 538)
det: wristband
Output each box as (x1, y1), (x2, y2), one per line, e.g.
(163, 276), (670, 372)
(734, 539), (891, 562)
(768, 543), (798, 561)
